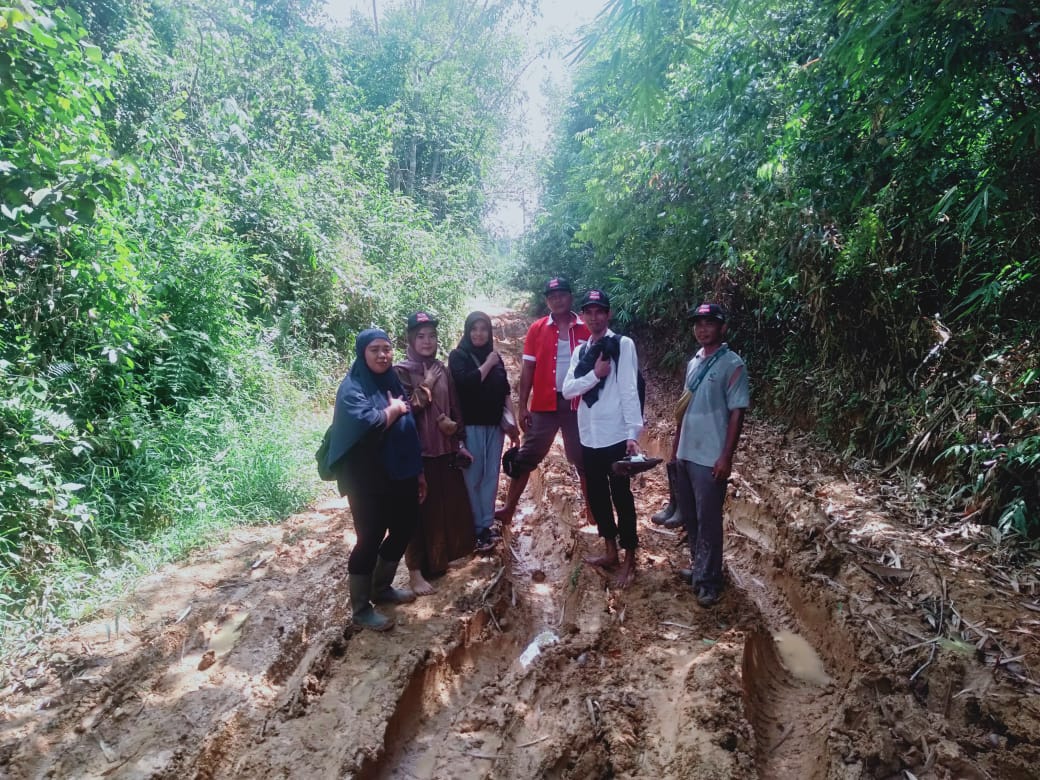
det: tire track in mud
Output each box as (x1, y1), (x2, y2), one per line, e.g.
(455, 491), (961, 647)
(0, 510), (359, 779)
(0, 310), (844, 779)
(707, 429), (1040, 779)
(721, 498), (846, 779)
(354, 459), (762, 779)
(639, 438), (841, 780)
(5, 309), (1039, 779)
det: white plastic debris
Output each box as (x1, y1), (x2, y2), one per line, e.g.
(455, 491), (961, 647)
(518, 630), (559, 668)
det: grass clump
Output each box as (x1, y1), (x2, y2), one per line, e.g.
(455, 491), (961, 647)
(0, 348), (326, 661)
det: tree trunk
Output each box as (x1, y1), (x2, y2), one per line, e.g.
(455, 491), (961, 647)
(430, 148), (441, 182)
(405, 138), (417, 196)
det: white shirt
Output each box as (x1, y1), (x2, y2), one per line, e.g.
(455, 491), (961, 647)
(562, 329), (643, 448)
(555, 336), (570, 392)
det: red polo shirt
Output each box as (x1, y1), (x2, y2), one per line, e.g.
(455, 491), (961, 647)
(522, 312), (590, 412)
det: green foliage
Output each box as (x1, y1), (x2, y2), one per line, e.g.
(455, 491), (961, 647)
(340, 0), (531, 225)
(0, 361), (322, 646)
(525, 0), (1040, 532)
(0, 3), (128, 240)
(0, 0), (530, 645)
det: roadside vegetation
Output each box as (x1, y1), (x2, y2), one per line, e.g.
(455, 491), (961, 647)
(0, 0), (530, 653)
(4, 0), (1037, 660)
(524, 0), (1039, 537)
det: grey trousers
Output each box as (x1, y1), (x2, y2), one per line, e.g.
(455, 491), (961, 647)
(512, 393), (584, 475)
(674, 460), (727, 591)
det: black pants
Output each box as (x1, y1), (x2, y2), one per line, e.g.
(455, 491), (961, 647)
(344, 476), (420, 575)
(581, 441), (638, 550)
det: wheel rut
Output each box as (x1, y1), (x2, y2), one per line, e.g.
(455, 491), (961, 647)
(3, 309), (1038, 779)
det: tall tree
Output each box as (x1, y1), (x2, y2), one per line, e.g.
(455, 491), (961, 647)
(341, 0), (535, 224)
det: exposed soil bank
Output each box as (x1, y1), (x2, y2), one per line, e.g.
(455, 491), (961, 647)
(2, 311), (1038, 779)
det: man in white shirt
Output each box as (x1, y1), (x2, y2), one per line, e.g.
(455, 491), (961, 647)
(562, 290), (644, 588)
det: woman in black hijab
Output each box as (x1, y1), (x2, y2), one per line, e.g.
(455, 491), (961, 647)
(326, 328), (425, 631)
(448, 312), (519, 552)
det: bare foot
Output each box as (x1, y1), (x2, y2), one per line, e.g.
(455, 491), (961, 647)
(613, 553), (636, 589)
(409, 569), (437, 596)
(583, 553), (619, 569)
(584, 538), (619, 570)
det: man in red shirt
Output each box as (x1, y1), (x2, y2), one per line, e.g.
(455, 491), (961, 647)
(496, 277), (591, 524)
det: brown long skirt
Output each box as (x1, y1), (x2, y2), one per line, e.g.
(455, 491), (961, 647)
(405, 454), (476, 576)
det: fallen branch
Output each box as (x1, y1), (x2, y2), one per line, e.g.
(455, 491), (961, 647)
(484, 605), (502, 633)
(516, 735), (551, 748)
(552, 601), (566, 629)
(733, 473), (762, 502)
(865, 619), (887, 648)
(585, 696), (599, 730)
(768, 723), (795, 754)
(910, 643), (937, 681)
(481, 566), (506, 604)
(509, 545), (530, 574)
(997, 654), (1026, 666)
(899, 637), (941, 655)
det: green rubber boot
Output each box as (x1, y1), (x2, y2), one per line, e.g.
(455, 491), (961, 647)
(349, 574), (394, 631)
(371, 557), (416, 604)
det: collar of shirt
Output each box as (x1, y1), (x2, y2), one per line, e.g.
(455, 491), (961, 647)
(696, 341), (729, 360)
(549, 311), (583, 329)
(584, 328), (614, 346)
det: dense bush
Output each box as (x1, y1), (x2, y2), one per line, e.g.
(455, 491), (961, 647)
(1, 0), (530, 644)
(524, 0), (1040, 533)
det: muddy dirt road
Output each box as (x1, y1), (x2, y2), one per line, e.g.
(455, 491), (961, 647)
(2, 311), (1039, 779)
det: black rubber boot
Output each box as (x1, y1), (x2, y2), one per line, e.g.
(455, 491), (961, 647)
(664, 462), (686, 528)
(651, 500), (676, 525)
(663, 507), (685, 529)
(656, 461), (687, 528)
(371, 557), (416, 605)
(349, 574), (394, 631)
(651, 461), (679, 525)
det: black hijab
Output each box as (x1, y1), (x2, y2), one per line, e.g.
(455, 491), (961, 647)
(456, 311), (495, 362)
(451, 312), (509, 418)
(326, 328), (422, 480)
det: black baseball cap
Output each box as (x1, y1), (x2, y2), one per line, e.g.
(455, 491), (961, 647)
(543, 277), (572, 295)
(406, 311), (439, 330)
(580, 289), (611, 310)
(690, 302), (725, 322)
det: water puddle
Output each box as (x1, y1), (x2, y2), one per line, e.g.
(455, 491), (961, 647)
(773, 630), (831, 686)
(211, 611), (249, 653)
